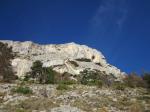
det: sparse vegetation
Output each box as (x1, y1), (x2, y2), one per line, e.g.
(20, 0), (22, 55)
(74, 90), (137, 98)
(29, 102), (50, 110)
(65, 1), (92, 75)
(142, 72), (150, 88)
(129, 102), (145, 112)
(12, 86), (32, 95)
(59, 80), (77, 85)
(0, 42), (150, 112)
(98, 107), (109, 112)
(2, 97), (59, 112)
(0, 92), (6, 97)
(24, 63), (150, 91)
(80, 69), (104, 87)
(124, 73), (147, 88)
(56, 83), (70, 90)
(0, 42), (17, 82)
(0, 83), (150, 112)
(0, 92), (5, 103)
(27, 60), (55, 84)
(71, 99), (93, 112)
(113, 82), (126, 91)
(15, 109), (27, 112)
(18, 98), (58, 111)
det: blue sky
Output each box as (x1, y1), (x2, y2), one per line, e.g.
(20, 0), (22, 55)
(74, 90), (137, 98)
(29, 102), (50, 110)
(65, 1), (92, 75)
(0, 0), (150, 74)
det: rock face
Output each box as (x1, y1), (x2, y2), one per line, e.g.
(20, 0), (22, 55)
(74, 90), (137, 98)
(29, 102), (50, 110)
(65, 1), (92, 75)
(0, 40), (125, 79)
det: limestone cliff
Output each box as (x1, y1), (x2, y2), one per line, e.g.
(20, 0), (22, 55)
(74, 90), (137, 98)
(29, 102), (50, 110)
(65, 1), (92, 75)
(0, 40), (125, 80)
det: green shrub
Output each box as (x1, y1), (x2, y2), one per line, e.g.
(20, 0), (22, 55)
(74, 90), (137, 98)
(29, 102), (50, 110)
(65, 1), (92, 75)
(59, 80), (77, 85)
(96, 80), (103, 88)
(56, 83), (70, 90)
(23, 75), (30, 82)
(80, 72), (115, 87)
(15, 109), (27, 112)
(27, 61), (56, 84)
(12, 86), (32, 95)
(142, 73), (150, 88)
(113, 83), (126, 91)
(43, 67), (55, 84)
(85, 79), (102, 87)
(0, 42), (18, 82)
(80, 70), (103, 87)
(80, 70), (98, 84)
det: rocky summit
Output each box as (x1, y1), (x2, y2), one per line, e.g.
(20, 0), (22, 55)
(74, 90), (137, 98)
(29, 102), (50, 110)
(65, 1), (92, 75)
(0, 40), (125, 80)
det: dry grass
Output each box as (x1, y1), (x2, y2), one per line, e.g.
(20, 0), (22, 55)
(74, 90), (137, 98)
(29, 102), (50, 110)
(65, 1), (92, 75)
(0, 84), (150, 112)
(1, 97), (59, 112)
(0, 92), (6, 97)
(129, 102), (145, 112)
(97, 107), (109, 112)
(0, 92), (6, 103)
(71, 99), (93, 112)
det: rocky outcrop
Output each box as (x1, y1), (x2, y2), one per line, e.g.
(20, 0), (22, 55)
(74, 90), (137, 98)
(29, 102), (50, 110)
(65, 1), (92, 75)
(0, 40), (125, 79)
(0, 84), (149, 112)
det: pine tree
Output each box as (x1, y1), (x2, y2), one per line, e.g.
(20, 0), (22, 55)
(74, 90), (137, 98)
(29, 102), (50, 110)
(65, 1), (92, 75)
(30, 60), (55, 84)
(0, 42), (17, 82)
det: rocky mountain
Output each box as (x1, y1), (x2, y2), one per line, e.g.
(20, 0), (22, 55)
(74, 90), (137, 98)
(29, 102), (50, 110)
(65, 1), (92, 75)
(1, 40), (150, 112)
(0, 40), (125, 80)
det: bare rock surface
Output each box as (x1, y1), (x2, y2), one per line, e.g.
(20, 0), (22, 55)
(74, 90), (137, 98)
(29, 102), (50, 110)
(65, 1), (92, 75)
(0, 40), (125, 79)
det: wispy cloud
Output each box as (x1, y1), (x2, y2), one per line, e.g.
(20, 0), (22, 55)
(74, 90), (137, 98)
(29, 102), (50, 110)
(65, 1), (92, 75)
(91, 0), (128, 34)
(88, 0), (128, 64)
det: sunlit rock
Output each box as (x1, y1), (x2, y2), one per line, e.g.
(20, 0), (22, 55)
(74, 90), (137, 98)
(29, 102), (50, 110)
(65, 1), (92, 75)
(0, 40), (125, 80)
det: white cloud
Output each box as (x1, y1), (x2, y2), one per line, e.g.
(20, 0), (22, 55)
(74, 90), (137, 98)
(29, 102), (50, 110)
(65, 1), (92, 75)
(91, 0), (128, 32)
(88, 0), (128, 64)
